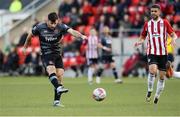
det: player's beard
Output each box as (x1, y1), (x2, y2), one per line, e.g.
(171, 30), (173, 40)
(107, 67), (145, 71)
(49, 26), (55, 30)
(47, 23), (56, 30)
(151, 14), (158, 20)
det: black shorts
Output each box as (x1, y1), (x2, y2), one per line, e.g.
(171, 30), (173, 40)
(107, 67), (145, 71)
(147, 54), (167, 71)
(101, 55), (114, 64)
(167, 53), (174, 63)
(41, 54), (64, 69)
(87, 58), (98, 65)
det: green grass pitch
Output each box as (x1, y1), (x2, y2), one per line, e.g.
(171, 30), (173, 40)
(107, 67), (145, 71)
(0, 76), (180, 116)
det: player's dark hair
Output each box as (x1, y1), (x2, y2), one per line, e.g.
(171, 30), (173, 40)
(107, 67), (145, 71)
(151, 4), (161, 10)
(48, 12), (58, 22)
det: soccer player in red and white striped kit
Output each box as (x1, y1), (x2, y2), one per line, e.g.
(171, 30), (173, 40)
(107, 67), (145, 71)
(134, 4), (177, 104)
(85, 28), (111, 84)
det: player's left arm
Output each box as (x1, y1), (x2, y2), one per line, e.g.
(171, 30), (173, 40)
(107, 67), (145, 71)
(23, 32), (33, 54)
(165, 19), (178, 46)
(67, 28), (87, 40)
(170, 32), (177, 46)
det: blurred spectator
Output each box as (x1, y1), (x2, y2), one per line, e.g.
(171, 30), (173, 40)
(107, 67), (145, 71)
(9, 0), (22, 13)
(23, 50), (43, 76)
(0, 50), (4, 72)
(80, 0), (93, 25)
(120, 14), (132, 29)
(108, 16), (119, 37)
(174, 0), (180, 15)
(17, 27), (28, 46)
(4, 47), (19, 75)
(119, 14), (132, 36)
(117, 0), (130, 20)
(58, 0), (72, 17)
(131, 13), (144, 36)
(89, 0), (100, 6)
(69, 7), (81, 28)
(72, 0), (84, 10)
(96, 15), (106, 34)
(82, 0), (93, 15)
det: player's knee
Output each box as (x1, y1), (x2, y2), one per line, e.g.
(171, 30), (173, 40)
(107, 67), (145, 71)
(46, 66), (56, 75)
(56, 70), (64, 78)
(149, 64), (157, 74)
(149, 68), (157, 75)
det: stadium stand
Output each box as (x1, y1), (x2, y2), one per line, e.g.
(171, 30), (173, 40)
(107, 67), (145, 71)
(58, 0), (179, 38)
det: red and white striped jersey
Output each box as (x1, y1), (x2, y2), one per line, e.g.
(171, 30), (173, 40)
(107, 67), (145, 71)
(141, 18), (174, 55)
(86, 35), (99, 59)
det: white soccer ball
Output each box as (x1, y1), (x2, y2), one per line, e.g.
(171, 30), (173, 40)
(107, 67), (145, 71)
(92, 88), (106, 101)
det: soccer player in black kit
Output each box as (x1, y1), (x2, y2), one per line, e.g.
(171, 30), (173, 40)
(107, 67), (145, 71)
(23, 12), (87, 107)
(96, 26), (122, 83)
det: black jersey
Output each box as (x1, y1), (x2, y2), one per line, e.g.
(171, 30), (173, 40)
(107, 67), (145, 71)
(101, 35), (112, 56)
(32, 23), (70, 55)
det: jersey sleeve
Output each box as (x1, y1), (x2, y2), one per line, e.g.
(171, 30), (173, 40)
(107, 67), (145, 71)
(140, 22), (148, 38)
(32, 25), (40, 36)
(164, 19), (174, 35)
(59, 24), (70, 35)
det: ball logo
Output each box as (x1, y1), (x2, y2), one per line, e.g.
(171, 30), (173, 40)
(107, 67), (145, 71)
(92, 88), (106, 101)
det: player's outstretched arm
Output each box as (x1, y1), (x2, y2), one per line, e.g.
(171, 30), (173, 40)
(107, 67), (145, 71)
(23, 32), (33, 54)
(67, 28), (87, 40)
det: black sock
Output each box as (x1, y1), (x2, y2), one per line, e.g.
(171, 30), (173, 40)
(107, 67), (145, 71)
(97, 68), (103, 77)
(54, 89), (59, 101)
(54, 89), (62, 101)
(112, 68), (118, 79)
(54, 84), (62, 101)
(49, 73), (60, 89)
